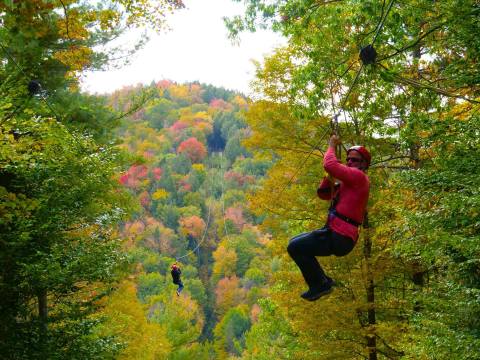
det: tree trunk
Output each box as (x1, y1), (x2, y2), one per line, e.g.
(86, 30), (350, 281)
(410, 22), (425, 312)
(38, 289), (48, 342)
(363, 214), (377, 360)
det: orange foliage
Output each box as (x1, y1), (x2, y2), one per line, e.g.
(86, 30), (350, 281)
(214, 276), (245, 317)
(212, 245), (237, 280)
(225, 207), (246, 231)
(179, 215), (206, 239)
(156, 80), (172, 89)
(250, 304), (261, 323)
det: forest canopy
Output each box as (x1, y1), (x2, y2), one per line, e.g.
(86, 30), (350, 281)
(1, 1), (479, 359)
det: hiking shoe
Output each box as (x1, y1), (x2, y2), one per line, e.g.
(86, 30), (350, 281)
(300, 283), (333, 302)
(325, 276), (336, 287)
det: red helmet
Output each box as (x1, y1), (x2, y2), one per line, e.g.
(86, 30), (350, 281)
(347, 146), (371, 167)
(171, 264), (178, 269)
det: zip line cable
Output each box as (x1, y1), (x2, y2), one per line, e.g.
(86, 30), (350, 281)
(219, 152), (231, 242)
(0, 41), (62, 121)
(371, 0), (396, 45)
(275, 62), (365, 200)
(1, 27), (214, 264)
(269, 1), (398, 204)
(0, 35), (215, 263)
(175, 162), (215, 261)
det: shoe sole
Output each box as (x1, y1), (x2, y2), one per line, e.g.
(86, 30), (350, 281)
(305, 287), (333, 301)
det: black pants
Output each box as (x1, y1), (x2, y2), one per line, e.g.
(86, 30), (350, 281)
(287, 226), (355, 289)
(174, 280), (184, 293)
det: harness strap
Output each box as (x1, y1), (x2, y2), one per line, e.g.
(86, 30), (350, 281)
(326, 180), (362, 227)
(329, 209), (362, 227)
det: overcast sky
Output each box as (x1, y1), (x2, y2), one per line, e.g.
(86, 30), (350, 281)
(80, 0), (286, 95)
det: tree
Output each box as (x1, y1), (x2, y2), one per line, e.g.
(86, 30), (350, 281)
(148, 293), (204, 350)
(137, 273), (167, 302)
(0, 0), (183, 357)
(227, 0), (480, 358)
(0, 116), (133, 358)
(96, 281), (171, 360)
(214, 276), (245, 318)
(241, 298), (301, 360)
(212, 245), (238, 283)
(177, 137), (208, 163)
(179, 215), (206, 239)
(213, 305), (251, 359)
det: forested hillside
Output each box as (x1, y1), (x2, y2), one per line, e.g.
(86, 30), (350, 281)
(105, 81), (272, 358)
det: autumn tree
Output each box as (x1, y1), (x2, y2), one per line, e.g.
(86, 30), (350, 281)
(227, 0), (480, 358)
(148, 293), (204, 350)
(179, 215), (207, 239)
(214, 276), (245, 318)
(213, 305), (251, 359)
(177, 137), (208, 163)
(0, 0), (183, 358)
(97, 281), (171, 359)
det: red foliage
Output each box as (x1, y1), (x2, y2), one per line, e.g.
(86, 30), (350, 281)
(177, 137), (207, 163)
(119, 174), (129, 185)
(119, 164), (149, 188)
(152, 167), (162, 180)
(178, 177), (192, 192)
(136, 165), (149, 178)
(170, 120), (189, 132)
(225, 206), (246, 230)
(209, 98), (232, 110)
(224, 171), (255, 186)
(156, 79), (172, 89)
(139, 191), (150, 207)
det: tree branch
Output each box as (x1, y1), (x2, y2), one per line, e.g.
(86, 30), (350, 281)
(58, 0), (72, 41)
(378, 23), (444, 62)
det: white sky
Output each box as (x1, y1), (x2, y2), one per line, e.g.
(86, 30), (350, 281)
(80, 0), (286, 95)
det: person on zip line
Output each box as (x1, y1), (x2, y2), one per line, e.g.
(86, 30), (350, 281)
(171, 263), (184, 296)
(287, 134), (370, 301)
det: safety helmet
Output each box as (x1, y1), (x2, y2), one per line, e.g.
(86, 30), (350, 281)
(171, 264), (178, 269)
(347, 146), (371, 167)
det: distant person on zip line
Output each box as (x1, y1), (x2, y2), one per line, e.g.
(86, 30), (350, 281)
(287, 135), (370, 301)
(171, 263), (184, 296)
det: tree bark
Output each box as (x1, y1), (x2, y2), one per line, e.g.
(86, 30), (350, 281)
(38, 289), (48, 342)
(363, 214), (377, 360)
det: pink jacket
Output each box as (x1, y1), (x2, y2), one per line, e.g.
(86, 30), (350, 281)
(317, 147), (370, 241)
